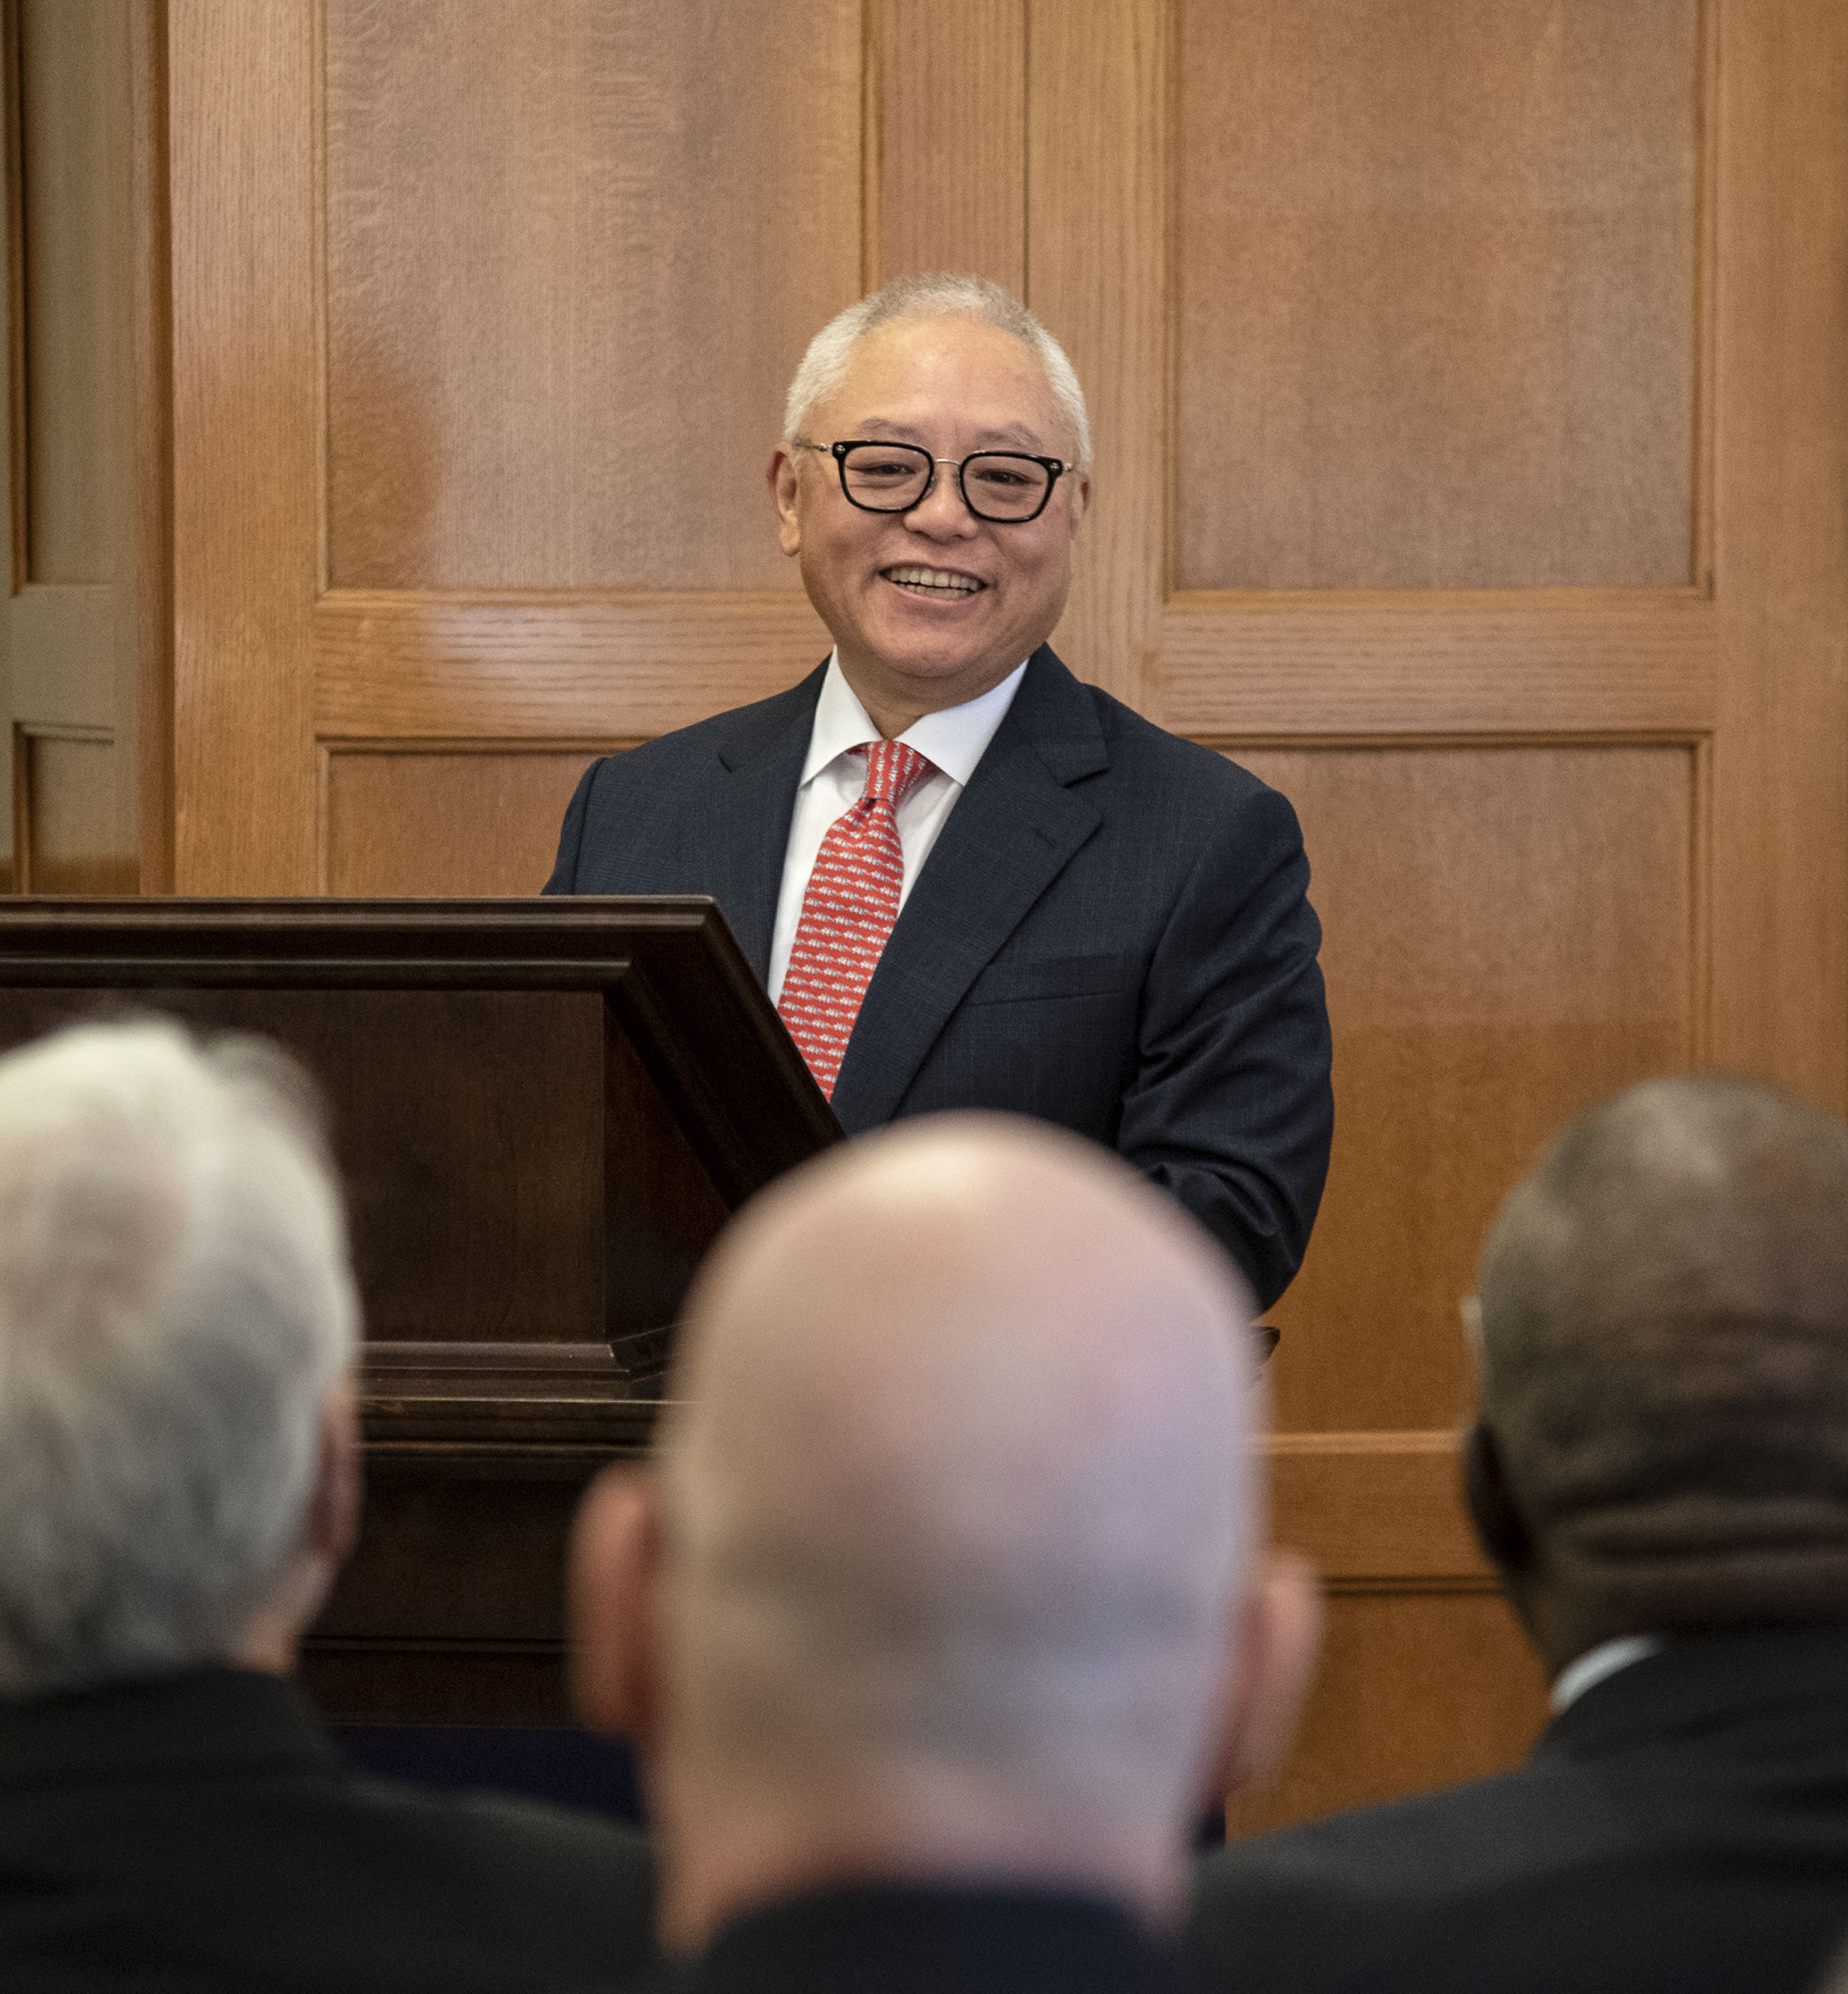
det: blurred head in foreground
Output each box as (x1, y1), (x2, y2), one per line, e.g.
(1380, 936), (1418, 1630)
(571, 1114), (1320, 1951)
(0, 1020), (360, 1696)
(1467, 1073), (1848, 1676)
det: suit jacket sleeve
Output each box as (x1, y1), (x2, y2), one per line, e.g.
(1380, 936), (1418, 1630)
(1118, 781), (1332, 1310)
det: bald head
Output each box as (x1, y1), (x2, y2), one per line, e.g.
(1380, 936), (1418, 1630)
(574, 1115), (1292, 1941)
(1474, 1073), (1848, 1661)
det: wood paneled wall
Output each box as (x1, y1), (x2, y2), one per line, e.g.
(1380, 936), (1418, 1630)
(146, 0), (1848, 1829)
(0, 0), (169, 894)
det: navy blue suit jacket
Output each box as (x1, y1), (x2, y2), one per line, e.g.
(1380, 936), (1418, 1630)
(545, 645), (1332, 1307)
(1189, 1626), (1848, 1994)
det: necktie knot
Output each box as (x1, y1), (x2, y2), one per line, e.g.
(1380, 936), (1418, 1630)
(855, 738), (934, 810)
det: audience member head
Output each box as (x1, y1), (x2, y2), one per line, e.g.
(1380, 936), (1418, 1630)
(0, 1019), (361, 1698)
(1466, 1073), (1848, 1675)
(572, 1114), (1320, 1951)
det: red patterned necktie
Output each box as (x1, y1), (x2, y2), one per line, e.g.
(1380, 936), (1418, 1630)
(777, 738), (935, 1099)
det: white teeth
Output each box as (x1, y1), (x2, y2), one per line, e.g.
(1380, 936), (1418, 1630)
(885, 566), (981, 594)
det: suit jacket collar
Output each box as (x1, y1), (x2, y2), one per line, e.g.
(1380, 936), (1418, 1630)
(710, 663), (830, 981)
(1533, 1622), (1848, 1765)
(693, 1881), (1177, 1994)
(0, 1666), (336, 1787)
(830, 646), (1107, 1131)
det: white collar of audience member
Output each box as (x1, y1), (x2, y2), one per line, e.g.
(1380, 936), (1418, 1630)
(801, 651), (1029, 790)
(1549, 1633), (1667, 1714)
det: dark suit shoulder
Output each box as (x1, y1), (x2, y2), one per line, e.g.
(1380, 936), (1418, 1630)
(1190, 1727), (1848, 1994)
(1078, 681), (1274, 799)
(329, 1767), (655, 1901)
(0, 1752), (658, 1993)
(595, 671), (822, 785)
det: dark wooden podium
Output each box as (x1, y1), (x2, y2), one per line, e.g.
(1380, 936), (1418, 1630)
(0, 899), (840, 1722)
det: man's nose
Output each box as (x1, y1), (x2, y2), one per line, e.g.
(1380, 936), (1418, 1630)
(904, 464), (980, 536)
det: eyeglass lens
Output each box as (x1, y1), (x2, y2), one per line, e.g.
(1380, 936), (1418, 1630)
(839, 443), (1053, 521)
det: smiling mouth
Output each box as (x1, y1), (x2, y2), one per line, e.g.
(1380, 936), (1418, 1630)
(883, 565), (985, 600)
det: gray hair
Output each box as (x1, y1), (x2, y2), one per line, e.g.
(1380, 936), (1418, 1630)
(1478, 1073), (1848, 1635)
(0, 1020), (358, 1694)
(784, 273), (1093, 471)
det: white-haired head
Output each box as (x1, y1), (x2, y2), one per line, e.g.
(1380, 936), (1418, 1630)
(0, 1019), (358, 1695)
(784, 273), (1092, 471)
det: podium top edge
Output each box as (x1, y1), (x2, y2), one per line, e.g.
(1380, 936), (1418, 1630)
(0, 897), (720, 917)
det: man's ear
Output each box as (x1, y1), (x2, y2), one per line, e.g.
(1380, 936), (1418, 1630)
(568, 1466), (664, 1742)
(305, 1378), (363, 1570)
(1201, 1549), (1323, 1805)
(1068, 470), (1092, 530)
(769, 447), (802, 556)
(231, 1381), (363, 1674)
(1461, 1420), (1534, 1578)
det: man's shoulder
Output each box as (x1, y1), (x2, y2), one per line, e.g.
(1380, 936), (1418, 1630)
(585, 669), (824, 791)
(326, 1766), (655, 1889)
(1062, 677), (1288, 824)
(281, 1766), (659, 1956)
(0, 1751), (659, 1992)
(1196, 1767), (1546, 1925)
(1189, 1723), (1848, 1994)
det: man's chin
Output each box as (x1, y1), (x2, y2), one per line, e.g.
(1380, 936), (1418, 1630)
(836, 637), (1030, 715)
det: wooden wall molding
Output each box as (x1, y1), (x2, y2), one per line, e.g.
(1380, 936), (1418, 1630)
(1264, 1429), (1495, 1587)
(170, 0), (318, 892)
(1163, 590), (1719, 736)
(314, 588), (830, 740)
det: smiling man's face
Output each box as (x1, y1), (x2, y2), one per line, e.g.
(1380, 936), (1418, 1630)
(770, 316), (1091, 733)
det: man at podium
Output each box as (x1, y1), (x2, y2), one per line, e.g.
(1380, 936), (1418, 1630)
(546, 275), (1331, 1309)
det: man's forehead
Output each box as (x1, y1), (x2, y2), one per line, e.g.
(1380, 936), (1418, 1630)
(854, 414), (1051, 452)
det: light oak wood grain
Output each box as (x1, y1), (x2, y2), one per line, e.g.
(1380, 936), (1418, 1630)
(1029, 0), (1165, 716)
(869, 0), (1025, 290)
(322, 0), (861, 593)
(130, 0), (172, 891)
(1264, 1430), (1494, 1583)
(1706, 0), (1848, 1111)
(1175, 0), (1700, 592)
(1245, 741), (1696, 1434)
(170, 0), (318, 892)
(314, 590), (832, 739)
(323, 746), (610, 897)
(1164, 590), (1717, 735)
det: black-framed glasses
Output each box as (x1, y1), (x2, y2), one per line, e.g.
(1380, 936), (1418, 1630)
(799, 439), (1071, 523)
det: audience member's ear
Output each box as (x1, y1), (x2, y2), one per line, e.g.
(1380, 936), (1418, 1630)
(1203, 1549), (1324, 1805)
(306, 1379), (363, 1571)
(568, 1466), (664, 1742)
(1462, 1421), (1534, 1578)
(234, 1381), (363, 1674)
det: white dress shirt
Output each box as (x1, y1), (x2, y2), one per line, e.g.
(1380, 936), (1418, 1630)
(766, 653), (1030, 1004)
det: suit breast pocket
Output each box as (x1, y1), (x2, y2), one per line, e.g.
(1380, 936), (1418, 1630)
(961, 952), (1132, 1007)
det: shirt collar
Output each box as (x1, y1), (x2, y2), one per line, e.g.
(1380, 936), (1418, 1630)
(800, 652), (1030, 790)
(1550, 1633), (1667, 1714)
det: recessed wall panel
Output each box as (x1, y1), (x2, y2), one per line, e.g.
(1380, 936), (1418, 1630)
(324, 748), (607, 896)
(1226, 1590), (1549, 1836)
(1242, 742), (1696, 1430)
(1177, 0), (1700, 590)
(324, 0), (863, 590)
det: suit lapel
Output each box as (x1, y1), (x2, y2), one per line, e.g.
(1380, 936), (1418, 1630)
(699, 665), (826, 982)
(830, 648), (1107, 1131)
